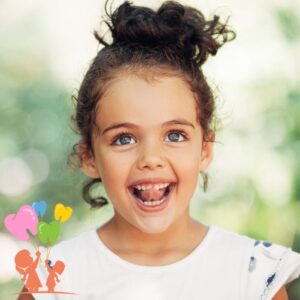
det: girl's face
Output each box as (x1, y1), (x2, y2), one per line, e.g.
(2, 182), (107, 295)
(82, 73), (213, 234)
(15, 250), (33, 267)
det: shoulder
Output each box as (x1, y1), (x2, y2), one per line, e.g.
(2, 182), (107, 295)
(216, 226), (300, 299)
(54, 229), (97, 253)
(246, 238), (300, 299)
(209, 224), (254, 252)
(41, 228), (99, 272)
(210, 225), (300, 299)
(205, 225), (255, 272)
(35, 228), (99, 297)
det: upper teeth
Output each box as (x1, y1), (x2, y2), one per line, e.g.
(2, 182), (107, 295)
(134, 183), (170, 191)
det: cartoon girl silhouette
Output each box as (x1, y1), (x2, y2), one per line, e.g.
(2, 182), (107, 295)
(15, 250), (42, 293)
(45, 259), (65, 292)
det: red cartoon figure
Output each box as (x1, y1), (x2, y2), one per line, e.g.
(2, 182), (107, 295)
(15, 249), (42, 293)
(45, 259), (65, 292)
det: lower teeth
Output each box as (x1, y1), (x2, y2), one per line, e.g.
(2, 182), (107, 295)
(138, 198), (165, 207)
(132, 184), (173, 207)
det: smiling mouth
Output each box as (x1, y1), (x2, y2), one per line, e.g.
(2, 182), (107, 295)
(133, 185), (171, 202)
(128, 183), (176, 207)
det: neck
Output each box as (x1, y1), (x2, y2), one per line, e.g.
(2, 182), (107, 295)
(98, 209), (205, 255)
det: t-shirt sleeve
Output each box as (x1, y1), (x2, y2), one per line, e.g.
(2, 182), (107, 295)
(244, 239), (300, 300)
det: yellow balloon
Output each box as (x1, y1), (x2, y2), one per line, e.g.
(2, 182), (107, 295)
(54, 203), (73, 223)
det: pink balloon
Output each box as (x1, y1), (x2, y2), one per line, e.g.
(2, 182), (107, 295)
(4, 205), (38, 241)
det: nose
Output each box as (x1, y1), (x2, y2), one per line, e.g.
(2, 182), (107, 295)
(136, 139), (167, 170)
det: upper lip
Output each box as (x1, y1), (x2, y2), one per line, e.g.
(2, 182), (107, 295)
(128, 178), (176, 187)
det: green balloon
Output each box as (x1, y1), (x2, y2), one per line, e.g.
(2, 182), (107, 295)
(37, 221), (60, 246)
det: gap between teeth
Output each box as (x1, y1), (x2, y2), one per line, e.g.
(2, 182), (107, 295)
(134, 183), (170, 191)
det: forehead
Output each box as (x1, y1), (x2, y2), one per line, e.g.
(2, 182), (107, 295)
(96, 73), (198, 129)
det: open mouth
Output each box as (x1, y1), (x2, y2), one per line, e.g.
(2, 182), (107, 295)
(128, 183), (176, 209)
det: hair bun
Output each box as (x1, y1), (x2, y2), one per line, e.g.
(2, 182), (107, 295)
(107, 1), (183, 46)
(95, 0), (236, 66)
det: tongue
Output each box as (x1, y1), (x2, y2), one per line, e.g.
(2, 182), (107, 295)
(139, 188), (165, 201)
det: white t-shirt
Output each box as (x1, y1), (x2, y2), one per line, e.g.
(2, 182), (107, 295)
(34, 224), (300, 300)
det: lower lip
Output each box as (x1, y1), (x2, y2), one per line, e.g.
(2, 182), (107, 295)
(130, 184), (175, 213)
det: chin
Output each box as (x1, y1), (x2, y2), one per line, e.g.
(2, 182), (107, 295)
(137, 222), (171, 235)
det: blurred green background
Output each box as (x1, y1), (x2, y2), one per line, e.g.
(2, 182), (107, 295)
(0, 0), (299, 298)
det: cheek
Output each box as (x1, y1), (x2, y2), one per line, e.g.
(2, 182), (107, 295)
(178, 160), (200, 187)
(173, 148), (201, 191)
(96, 149), (133, 183)
(99, 145), (144, 176)
(172, 144), (201, 173)
(179, 166), (200, 202)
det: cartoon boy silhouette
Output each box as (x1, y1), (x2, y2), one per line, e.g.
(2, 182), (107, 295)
(15, 250), (42, 293)
(45, 259), (65, 292)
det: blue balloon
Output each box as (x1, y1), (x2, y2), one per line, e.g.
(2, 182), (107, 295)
(31, 200), (47, 217)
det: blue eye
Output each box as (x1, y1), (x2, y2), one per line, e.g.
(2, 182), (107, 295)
(165, 131), (186, 142)
(112, 133), (135, 145)
(112, 130), (187, 146)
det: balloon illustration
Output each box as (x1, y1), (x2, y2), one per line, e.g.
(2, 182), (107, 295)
(37, 221), (60, 246)
(54, 203), (72, 223)
(3, 200), (74, 295)
(32, 200), (47, 217)
(4, 205), (38, 241)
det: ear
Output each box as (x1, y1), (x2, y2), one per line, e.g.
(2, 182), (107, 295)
(198, 130), (214, 172)
(77, 143), (101, 179)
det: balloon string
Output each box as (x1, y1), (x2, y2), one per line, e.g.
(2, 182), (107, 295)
(28, 231), (37, 251)
(30, 236), (44, 264)
(35, 235), (39, 249)
(31, 240), (37, 251)
(46, 246), (52, 260)
(46, 244), (49, 259)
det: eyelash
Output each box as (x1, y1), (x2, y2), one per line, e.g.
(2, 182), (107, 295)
(111, 130), (188, 146)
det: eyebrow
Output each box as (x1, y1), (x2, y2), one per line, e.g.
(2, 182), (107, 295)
(101, 118), (195, 136)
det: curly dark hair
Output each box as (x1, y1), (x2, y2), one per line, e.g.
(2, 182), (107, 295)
(68, 0), (236, 208)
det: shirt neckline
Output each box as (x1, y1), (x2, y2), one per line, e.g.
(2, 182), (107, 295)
(91, 223), (216, 272)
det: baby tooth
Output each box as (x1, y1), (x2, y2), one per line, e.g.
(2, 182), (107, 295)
(134, 183), (170, 191)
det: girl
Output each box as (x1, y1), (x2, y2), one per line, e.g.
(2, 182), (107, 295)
(15, 250), (42, 293)
(20, 0), (300, 299)
(44, 259), (65, 292)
